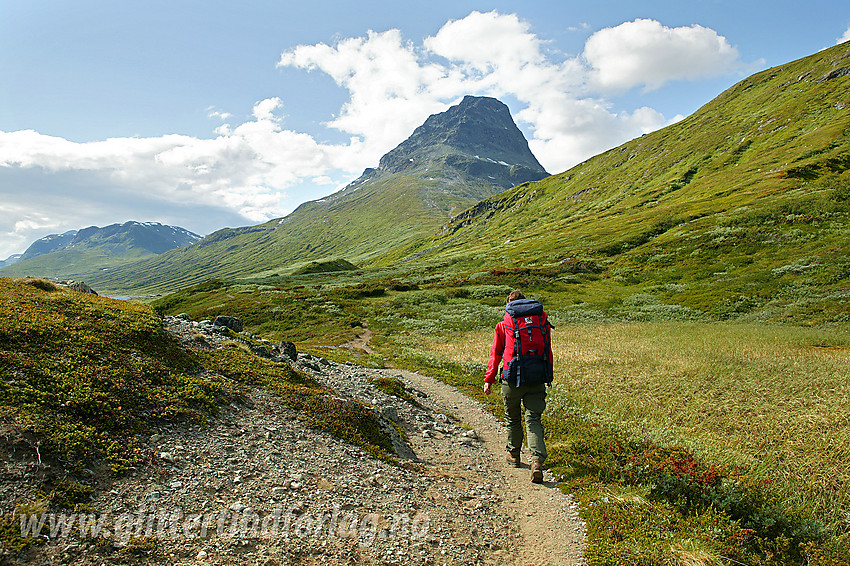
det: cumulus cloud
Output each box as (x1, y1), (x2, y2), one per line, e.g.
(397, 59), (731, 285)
(583, 19), (740, 92)
(207, 106), (232, 121)
(0, 11), (745, 259)
(838, 25), (850, 45)
(279, 29), (449, 168)
(424, 11), (545, 73)
(0, 108), (308, 222)
(0, 98), (339, 258)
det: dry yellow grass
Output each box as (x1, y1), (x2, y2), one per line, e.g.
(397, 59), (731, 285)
(426, 322), (850, 520)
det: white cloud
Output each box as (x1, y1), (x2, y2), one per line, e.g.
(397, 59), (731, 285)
(0, 99), (341, 223)
(0, 100), (341, 257)
(838, 25), (850, 45)
(583, 19), (740, 92)
(424, 11), (587, 102)
(207, 107), (232, 121)
(521, 99), (669, 169)
(424, 11), (545, 73)
(251, 97), (283, 122)
(279, 29), (448, 168)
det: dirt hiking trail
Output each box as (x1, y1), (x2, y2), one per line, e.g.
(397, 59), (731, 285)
(396, 368), (587, 566)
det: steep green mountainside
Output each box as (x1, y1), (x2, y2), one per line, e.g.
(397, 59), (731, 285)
(0, 221), (200, 281)
(391, 43), (850, 323)
(84, 96), (548, 294)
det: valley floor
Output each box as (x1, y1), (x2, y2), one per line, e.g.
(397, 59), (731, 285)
(8, 355), (585, 566)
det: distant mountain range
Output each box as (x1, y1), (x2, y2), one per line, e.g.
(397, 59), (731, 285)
(0, 254), (22, 269)
(0, 221), (201, 280)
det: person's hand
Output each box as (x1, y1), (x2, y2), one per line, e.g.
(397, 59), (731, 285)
(483, 382), (492, 396)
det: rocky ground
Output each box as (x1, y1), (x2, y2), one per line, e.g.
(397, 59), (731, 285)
(3, 316), (585, 566)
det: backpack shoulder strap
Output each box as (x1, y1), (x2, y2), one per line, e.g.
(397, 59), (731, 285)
(507, 313), (523, 387)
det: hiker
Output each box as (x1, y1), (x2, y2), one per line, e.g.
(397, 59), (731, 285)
(483, 290), (553, 483)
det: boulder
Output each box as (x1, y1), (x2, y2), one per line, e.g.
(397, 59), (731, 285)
(213, 315), (243, 333)
(251, 344), (273, 358)
(279, 341), (297, 361)
(66, 281), (98, 295)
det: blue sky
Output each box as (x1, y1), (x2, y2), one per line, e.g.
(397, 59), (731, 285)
(1, 0), (848, 259)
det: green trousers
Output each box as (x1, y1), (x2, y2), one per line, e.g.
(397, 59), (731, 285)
(501, 382), (547, 463)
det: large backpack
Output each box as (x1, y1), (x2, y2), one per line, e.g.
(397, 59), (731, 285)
(501, 299), (553, 387)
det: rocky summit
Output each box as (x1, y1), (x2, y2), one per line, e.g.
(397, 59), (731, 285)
(345, 95), (548, 195)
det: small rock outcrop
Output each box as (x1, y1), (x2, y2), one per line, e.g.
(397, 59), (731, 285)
(164, 315), (294, 364)
(58, 280), (98, 295)
(279, 340), (298, 361)
(213, 315), (243, 333)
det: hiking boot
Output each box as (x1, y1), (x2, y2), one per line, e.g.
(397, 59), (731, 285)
(505, 452), (521, 468)
(531, 460), (544, 483)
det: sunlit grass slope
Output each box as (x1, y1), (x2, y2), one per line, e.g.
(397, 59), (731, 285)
(0, 246), (159, 282)
(392, 43), (850, 324)
(153, 273), (850, 563)
(152, 275), (850, 522)
(429, 323), (850, 519)
(413, 318), (850, 564)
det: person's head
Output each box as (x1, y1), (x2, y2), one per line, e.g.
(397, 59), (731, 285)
(507, 290), (525, 303)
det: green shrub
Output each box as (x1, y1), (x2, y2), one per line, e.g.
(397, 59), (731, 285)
(548, 411), (829, 565)
(465, 285), (514, 300)
(368, 376), (422, 407)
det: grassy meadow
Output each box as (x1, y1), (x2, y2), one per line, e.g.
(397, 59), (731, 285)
(151, 272), (850, 564)
(426, 323), (850, 519)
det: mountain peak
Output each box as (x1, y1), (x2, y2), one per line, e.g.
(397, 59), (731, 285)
(76, 97), (548, 292)
(373, 95), (548, 189)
